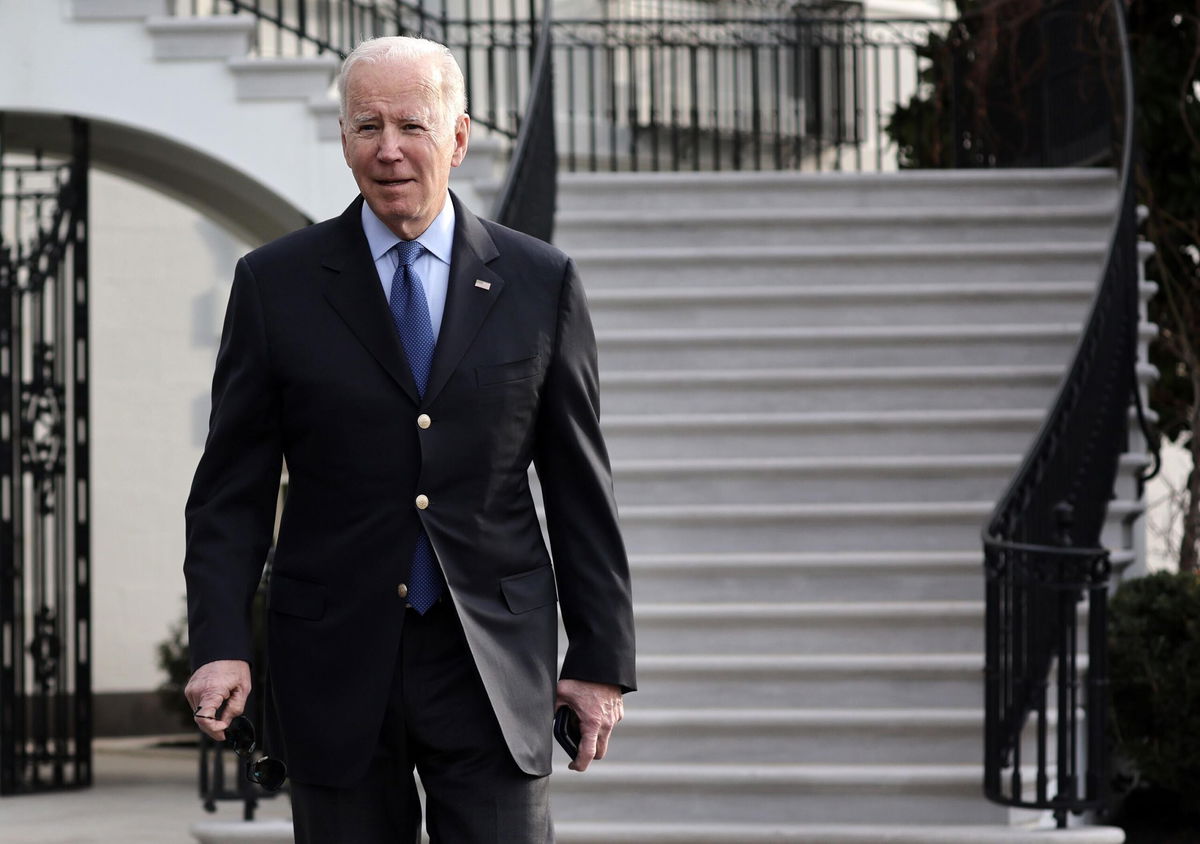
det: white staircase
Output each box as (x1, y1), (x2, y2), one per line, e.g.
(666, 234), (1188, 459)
(544, 169), (1144, 842)
(3, 4), (1143, 841)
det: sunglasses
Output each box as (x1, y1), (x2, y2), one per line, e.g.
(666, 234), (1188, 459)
(224, 715), (288, 792)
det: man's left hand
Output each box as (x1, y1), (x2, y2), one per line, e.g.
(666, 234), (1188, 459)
(554, 679), (624, 772)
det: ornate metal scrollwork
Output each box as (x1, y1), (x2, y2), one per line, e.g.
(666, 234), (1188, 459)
(29, 605), (60, 689)
(20, 345), (66, 512)
(0, 115), (92, 795)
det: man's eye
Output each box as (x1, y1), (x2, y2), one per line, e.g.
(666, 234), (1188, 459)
(358, 123), (378, 132)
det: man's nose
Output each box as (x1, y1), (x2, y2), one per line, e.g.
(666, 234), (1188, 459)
(376, 127), (405, 161)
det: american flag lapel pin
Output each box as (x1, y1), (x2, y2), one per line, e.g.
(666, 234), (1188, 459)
(474, 279), (492, 291)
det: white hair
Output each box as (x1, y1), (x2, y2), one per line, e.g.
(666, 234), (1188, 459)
(338, 36), (468, 133)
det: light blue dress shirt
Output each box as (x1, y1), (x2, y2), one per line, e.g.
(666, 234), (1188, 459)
(360, 194), (455, 342)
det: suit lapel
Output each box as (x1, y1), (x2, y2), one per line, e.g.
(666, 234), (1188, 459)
(320, 198), (421, 405)
(423, 194), (506, 405)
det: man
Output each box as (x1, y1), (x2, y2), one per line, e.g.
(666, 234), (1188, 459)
(182, 35), (636, 843)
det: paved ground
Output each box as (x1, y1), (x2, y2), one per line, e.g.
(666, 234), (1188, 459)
(0, 736), (293, 844)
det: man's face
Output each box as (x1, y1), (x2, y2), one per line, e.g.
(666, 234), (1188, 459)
(340, 58), (469, 240)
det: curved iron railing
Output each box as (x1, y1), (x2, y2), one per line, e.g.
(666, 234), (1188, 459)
(490, 0), (554, 241)
(980, 0), (1137, 825)
(221, 0), (439, 58)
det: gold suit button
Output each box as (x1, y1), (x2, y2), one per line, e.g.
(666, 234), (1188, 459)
(397, 583), (408, 599)
(417, 414), (431, 429)
(415, 494), (429, 510)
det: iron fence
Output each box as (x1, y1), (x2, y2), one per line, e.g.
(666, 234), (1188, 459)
(551, 16), (938, 172)
(170, 1), (945, 173)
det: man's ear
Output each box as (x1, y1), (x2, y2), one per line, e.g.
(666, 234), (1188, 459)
(450, 114), (471, 168)
(340, 121), (351, 167)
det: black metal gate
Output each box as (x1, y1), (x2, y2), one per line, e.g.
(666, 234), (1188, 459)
(0, 116), (92, 795)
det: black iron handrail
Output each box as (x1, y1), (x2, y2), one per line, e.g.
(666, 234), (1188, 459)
(223, 0), (439, 59)
(981, 0), (1137, 826)
(490, 0), (553, 241)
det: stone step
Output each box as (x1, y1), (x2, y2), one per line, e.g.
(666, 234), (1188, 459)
(144, 15), (256, 61)
(605, 453), (1017, 505)
(597, 323), (1082, 371)
(598, 452), (1150, 507)
(629, 601), (1005, 655)
(547, 762), (1008, 824)
(600, 405), (1157, 462)
(633, 654), (985, 709)
(575, 243), (1105, 288)
(601, 363), (1158, 416)
(556, 169), (1118, 212)
(189, 819), (1125, 843)
(597, 322), (1159, 371)
(599, 365), (1067, 415)
(585, 281), (1133, 330)
(227, 55), (339, 101)
(614, 499), (1142, 554)
(625, 548), (1136, 604)
(605, 455), (1011, 507)
(191, 821), (293, 843)
(71, 0), (170, 20)
(630, 550), (984, 603)
(599, 408), (1047, 460)
(308, 94), (343, 141)
(553, 822), (1126, 843)
(556, 205), (1111, 250)
(604, 451), (1017, 504)
(615, 708), (989, 765)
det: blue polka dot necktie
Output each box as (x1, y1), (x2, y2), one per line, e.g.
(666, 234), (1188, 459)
(389, 241), (443, 613)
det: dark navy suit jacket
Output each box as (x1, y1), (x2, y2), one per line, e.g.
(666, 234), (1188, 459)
(184, 194), (636, 787)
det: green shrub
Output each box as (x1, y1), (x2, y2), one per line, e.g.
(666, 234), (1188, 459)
(1108, 571), (1200, 817)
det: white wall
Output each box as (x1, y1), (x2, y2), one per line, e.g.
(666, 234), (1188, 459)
(89, 168), (245, 694)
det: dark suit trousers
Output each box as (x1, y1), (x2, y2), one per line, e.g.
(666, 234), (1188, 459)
(289, 601), (554, 843)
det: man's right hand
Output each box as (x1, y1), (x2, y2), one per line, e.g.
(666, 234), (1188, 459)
(184, 659), (252, 741)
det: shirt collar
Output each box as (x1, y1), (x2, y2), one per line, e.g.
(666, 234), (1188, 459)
(360, 193), (456, 266)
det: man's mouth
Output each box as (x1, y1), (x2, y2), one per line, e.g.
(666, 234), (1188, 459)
(376, 178), (413, 186)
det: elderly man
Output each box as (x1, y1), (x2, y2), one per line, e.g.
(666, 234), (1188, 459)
(182, 35), (635, 843)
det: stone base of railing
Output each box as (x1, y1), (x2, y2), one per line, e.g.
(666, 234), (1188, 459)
(191, 820), (293, 844)
(71, 0), (168, 20)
